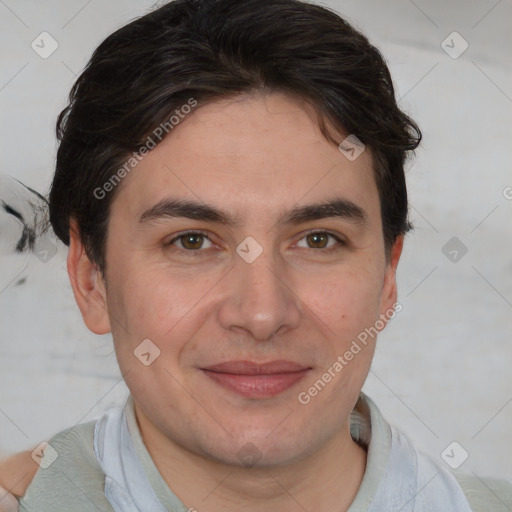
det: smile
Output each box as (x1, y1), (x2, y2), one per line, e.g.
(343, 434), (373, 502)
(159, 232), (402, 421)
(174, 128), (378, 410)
(200, 360), (312, 399)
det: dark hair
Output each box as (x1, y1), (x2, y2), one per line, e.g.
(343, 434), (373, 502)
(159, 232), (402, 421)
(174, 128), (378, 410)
(49, 0), (421, 275)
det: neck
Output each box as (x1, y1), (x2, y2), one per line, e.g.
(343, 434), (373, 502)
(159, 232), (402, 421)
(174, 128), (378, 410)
(135, 404), (367, 512)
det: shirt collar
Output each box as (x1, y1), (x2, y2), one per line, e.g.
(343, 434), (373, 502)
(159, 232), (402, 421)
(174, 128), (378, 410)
(125, 391), (392, 511)
(347, 392), (393, 511)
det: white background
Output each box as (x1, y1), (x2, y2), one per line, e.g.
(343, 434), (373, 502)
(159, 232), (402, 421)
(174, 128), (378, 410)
(0, 0), (511, 486)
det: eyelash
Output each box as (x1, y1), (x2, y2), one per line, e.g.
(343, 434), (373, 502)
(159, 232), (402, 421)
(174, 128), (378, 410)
(165, 229), (346, 257)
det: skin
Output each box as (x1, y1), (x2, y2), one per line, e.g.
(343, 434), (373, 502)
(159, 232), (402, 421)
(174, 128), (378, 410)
(0, 91), (403, 511)
(0, 450), (37, 506)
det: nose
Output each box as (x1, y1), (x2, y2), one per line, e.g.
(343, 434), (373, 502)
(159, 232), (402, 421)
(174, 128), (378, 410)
(216, 243), (301, 342)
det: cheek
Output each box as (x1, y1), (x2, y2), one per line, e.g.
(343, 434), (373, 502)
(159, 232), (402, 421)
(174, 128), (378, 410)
(108, 262), (173, 326)
(302, 264), (384, 335)
(106, 266), (218, 357)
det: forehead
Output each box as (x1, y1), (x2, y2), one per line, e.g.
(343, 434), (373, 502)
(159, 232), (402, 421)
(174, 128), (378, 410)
(110, 92), (380, 227)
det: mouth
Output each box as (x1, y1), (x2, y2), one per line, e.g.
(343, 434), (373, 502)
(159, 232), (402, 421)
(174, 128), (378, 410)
(200, 360), (312, 399)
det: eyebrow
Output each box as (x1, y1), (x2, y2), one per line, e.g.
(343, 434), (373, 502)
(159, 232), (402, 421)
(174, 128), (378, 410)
(138, 197), (368, 228)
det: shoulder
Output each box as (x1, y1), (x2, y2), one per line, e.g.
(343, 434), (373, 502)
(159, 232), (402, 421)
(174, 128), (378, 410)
(453, 472), (512, 512)
(414, 444), (512, 511)
(18, 421), (113, 512)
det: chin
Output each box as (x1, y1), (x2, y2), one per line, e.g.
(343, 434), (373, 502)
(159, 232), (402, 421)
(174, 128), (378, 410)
(194, 423), (317, 468)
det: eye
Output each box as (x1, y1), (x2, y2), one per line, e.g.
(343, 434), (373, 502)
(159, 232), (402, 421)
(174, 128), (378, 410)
(165, 229), (345, 257)
(295, 230), (345, 251)
(165, 231), (213, 255)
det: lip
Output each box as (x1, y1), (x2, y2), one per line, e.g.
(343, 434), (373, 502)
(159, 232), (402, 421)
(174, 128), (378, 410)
(200, 360), (311, 399)
(203, 360), (310, 374)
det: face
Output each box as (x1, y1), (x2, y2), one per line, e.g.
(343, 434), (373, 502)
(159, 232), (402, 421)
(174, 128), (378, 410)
(71, 92), (402, 467)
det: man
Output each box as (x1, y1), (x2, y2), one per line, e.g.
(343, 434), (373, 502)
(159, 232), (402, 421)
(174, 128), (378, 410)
(1, 0), (511, 510)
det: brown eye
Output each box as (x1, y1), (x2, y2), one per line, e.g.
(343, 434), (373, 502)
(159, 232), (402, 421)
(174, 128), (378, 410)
(166, 231), (214, 254)
(296, 231), (345, 251)
(307, 232), (328, 248)
(179, 233), (205, 250)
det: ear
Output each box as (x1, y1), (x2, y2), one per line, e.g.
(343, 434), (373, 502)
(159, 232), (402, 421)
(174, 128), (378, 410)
(378, 234), (404, 326)
(67, 219), (111, 335)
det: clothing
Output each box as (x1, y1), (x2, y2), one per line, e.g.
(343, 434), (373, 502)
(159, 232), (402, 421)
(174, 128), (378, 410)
(19, 393), (512, 511)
